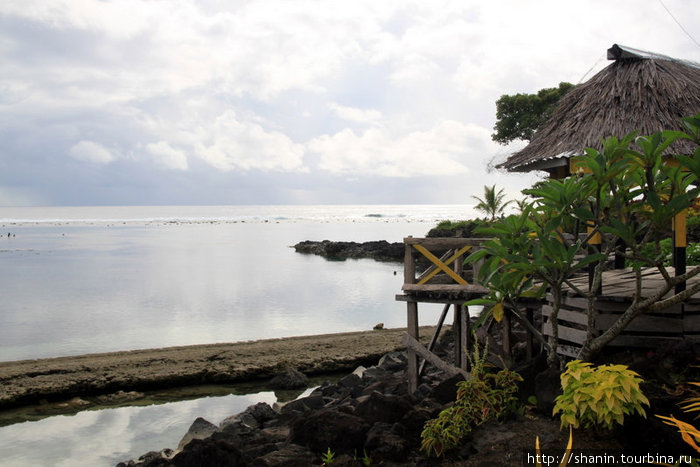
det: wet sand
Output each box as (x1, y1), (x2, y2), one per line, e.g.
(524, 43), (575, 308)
(0, 327), (436, 409)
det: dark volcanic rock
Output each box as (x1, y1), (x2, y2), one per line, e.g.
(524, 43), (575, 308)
(177, 417), (219, 450)
(534, 366), (562, 415)
(118, 349), (460, 466)
(354, 390), (413, 424)
(169, 438), (244, 467)
(268, 367), (308, 390)
(289, 408), (371, 452)
(293, 240), (404, 262)
(251, 443), (314, 467)
(364, 422), (411, 461)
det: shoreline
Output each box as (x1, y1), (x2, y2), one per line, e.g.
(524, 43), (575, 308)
(0, 327), (436, 410)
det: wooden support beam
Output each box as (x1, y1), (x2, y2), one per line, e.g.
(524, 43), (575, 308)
(417, 246), (472, 285)
(674, 210), (687, 294)
(416, 249), (454, 284)
(413, 244), (468, 285)
(419, 303), (450, 376)
(404, 240), (416, 286)
(406, 301), (419, 393)
(457, 305), (470, 371)
(402, 333), (468, 379)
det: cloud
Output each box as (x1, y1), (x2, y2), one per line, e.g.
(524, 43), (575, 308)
(192, 110), (306, 172)
(68, 140), (116, 164)
(328, 103), (383, 126)
(307, 120), (493, 177)
(145, 141), (188, 170)
(0, 0), (699, 206)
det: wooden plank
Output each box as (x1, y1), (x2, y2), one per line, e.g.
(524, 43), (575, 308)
(413, 244), (468, 285)
(418, 246), (472, 285)
(561, 296), (589, 311)
(395, 294), (471, 305)
(401, 333), (468, 378)
(404, 237), (487, 248)
(594, 314), (683, 333)
(683, 303), (700, 312)
(402, 284), (487, 293)
(592, 302), (683, 315)
(606, 334), (682, 347)
(416, 249), (453, 283)
(556, 344), (581, 358)
(683, 314), (700, 333)
(543, 322), (587, 345)
(542, 305), (589, 326)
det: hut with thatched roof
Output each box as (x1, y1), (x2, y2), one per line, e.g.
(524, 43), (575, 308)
(498, 44), (700, 178)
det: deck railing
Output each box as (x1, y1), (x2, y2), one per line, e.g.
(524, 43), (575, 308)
(402, 237), (488, 295)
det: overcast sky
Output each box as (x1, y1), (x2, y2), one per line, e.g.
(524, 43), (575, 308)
(1, 0), (699, 206)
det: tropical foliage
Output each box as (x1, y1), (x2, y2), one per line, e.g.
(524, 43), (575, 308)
(492, 82), (575, 144)
(657, 382), (700, 456)
(420, 342), (522, 457)
(553, 360), (649, 430)
(471, 184), (514, 221)
(466, 113), (700, 364)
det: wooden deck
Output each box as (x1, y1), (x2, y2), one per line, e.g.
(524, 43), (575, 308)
(544, 267), (700, 357)
(566, 267), (700, 299)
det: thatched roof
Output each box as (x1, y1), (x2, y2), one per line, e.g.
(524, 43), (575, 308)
(499, 44), (700, 174)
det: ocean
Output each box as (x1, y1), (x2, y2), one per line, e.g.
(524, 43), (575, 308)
(0, 204), (476, 361)
(0, 204), (474, 466)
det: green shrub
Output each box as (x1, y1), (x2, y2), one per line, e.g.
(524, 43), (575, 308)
(426, 219), (490, 238)
(420, 345), (522, 456)
(553, 360), (649, 430)
(633, 239), (700, 267)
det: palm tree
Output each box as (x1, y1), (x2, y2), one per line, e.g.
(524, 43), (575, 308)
(471, 185), (513, 221)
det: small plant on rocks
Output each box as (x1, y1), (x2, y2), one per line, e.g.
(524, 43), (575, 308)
(321, 447), (336, 465)
(420, 342), (523, 457)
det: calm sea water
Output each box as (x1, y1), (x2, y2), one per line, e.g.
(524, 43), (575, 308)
(0, 204), (474, 467)
(0, 204), (475, 361)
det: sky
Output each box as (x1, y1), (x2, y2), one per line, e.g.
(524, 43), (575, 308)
(0, 0), (699, 207)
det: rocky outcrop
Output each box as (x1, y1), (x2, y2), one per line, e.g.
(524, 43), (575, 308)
(116, 351), (452, 466)
(293, 240), (404, 262)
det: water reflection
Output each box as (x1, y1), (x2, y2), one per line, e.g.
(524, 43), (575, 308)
(1, 221), (425, 361)
(0, 378), (329, 467)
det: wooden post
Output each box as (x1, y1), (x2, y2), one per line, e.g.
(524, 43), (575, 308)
(460, 305), (470, 371)
(526, 306), (534, 360)
(587, 222), (602, 295)
(453, 304), (463, 370)
(673, 210), (687, 294)
(419, 303), (450, 376)
(614, 239), (626, 269)
(404, 237), (416, 287)
(407, 301), (419, 393)
(502, 310), (512, 363)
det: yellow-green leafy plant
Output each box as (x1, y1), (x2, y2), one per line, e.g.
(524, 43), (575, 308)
(656, 382), (700, 456)
(420, 342), (523, 456)
(553, 360), (649, 430)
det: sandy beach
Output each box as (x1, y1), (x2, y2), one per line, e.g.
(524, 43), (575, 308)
(0, 327), (437, 409)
